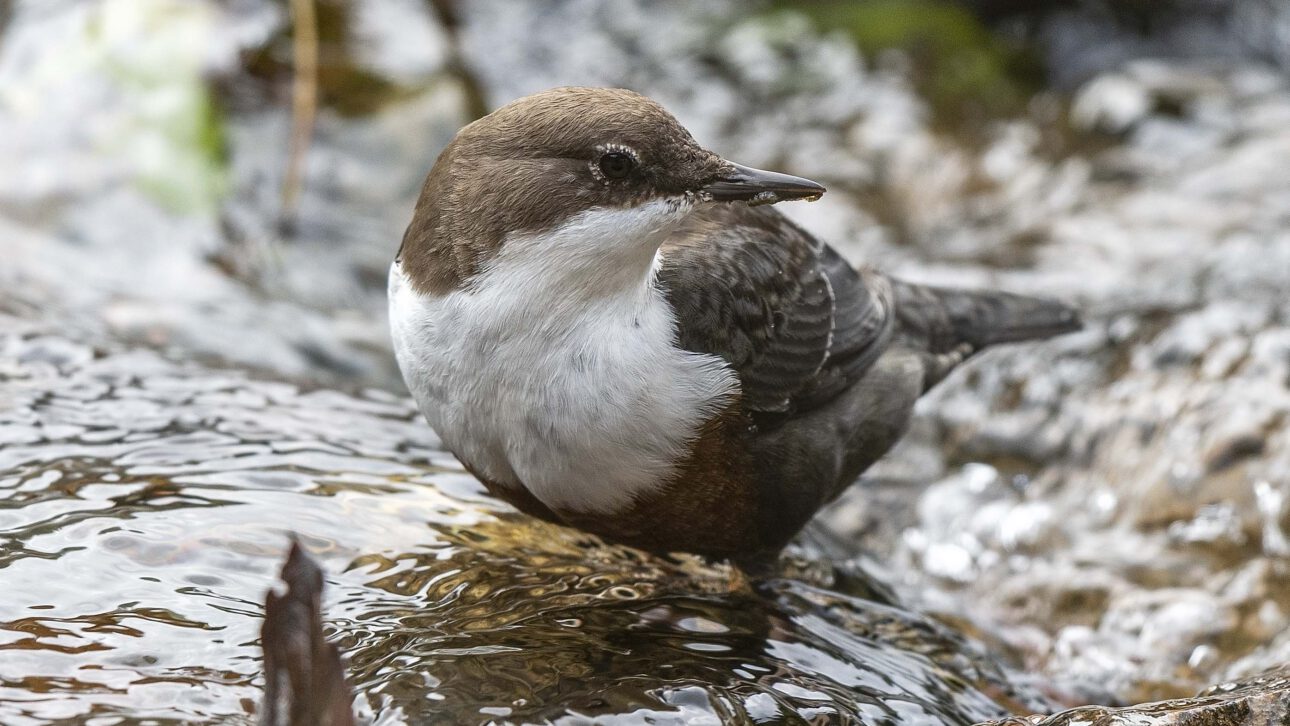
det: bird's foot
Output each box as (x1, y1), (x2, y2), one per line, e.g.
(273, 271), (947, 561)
(923, 343), (975, 389)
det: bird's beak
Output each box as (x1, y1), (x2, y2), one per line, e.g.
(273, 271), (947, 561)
(702, 162), (826, 206)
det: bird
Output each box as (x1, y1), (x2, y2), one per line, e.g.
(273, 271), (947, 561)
(389, 87), (1080, 561)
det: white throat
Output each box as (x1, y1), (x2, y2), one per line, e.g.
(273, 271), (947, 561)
(389, 199), (737, 514)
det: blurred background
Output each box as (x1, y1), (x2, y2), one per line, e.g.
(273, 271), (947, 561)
(2, 0), (1290, 722)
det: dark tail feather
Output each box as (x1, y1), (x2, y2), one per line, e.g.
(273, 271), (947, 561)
(892, 280), (1082, 354)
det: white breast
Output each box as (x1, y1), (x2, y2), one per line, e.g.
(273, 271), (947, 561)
(388, 200), (737, 514)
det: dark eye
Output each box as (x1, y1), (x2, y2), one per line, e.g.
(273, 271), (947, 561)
(598, 151), (635, 180)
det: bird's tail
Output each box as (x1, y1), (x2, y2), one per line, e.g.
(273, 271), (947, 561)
(891, 280), (1082, 354)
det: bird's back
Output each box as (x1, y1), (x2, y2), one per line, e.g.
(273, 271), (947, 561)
(657, 205), (894, 422)
(652, 205), (1080, 555)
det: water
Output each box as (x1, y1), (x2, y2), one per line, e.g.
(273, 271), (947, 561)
(0, 327), (1050, 724)
(2, 0), (1289, 722)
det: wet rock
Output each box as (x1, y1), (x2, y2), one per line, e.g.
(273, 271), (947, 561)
(981, 665), (1290, 726)
(1071, 73), (1152, 133)
(260, 541), (356, 726)
(810, 47), (1290, 699)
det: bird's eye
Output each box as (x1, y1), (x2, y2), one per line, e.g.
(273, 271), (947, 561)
(598, 151), (635, 180)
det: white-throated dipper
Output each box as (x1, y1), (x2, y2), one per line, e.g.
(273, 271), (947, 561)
(389, 87), (1080, 559)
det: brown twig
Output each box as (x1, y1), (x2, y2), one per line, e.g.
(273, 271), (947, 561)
(281, 0), (319, 235)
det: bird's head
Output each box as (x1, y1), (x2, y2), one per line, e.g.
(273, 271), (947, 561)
(398, 87), (825, 296)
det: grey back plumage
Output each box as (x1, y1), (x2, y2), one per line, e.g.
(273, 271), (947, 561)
(657, 205), (893, 421)
(655, 203), (1080, 552)
(657, 203), (1080, 423)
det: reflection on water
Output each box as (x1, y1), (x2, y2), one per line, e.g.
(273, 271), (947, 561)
(0, 328), (449, 723)
(338, 528), (1045, 723)
(0, 328), (1048, 724)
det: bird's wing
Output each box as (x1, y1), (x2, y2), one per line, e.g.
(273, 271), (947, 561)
(657, 204), (894, 419)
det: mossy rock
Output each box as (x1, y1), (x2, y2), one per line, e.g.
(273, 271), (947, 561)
(778, 0), (1045, 136)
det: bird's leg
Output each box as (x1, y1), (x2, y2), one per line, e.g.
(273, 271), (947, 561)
(728, 552), (783, 594)
(921, 343), (975, 391)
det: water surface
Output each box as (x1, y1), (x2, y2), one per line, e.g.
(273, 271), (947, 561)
(0, 328), (1051, 724)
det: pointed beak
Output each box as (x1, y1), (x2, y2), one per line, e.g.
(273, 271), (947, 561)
(702, 162), (826, 205)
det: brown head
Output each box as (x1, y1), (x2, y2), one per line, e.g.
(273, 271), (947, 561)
(397, 87), (825, 295)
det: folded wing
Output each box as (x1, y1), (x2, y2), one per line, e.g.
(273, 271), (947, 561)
(656, 205), (894, 421)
